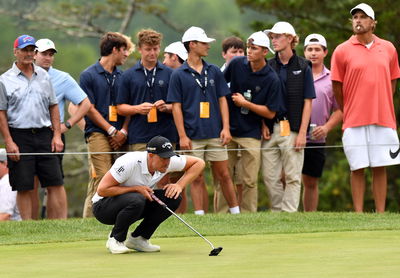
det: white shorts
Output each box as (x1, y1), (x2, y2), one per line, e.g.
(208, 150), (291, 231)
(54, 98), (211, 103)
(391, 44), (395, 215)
(342, 125), (400, 171)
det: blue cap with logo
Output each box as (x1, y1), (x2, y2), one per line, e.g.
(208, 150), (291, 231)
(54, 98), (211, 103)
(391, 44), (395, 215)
(14, 34), (36, 49)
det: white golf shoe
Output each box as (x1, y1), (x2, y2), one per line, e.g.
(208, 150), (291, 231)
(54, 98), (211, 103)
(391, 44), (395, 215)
(106, 237), (130, 254)
(125, 235), (160, 252)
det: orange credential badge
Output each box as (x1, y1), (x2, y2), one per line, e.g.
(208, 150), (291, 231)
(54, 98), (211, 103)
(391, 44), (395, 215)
(200, 102), (210, 118)
(280, 120), (290, 137)
(109, 105), (117, 122)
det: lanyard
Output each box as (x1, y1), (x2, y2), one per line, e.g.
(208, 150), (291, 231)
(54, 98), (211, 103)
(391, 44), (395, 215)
(191, 69), (208, 94)
(143, 67), (157, 88)
(104, 73), (116, 105)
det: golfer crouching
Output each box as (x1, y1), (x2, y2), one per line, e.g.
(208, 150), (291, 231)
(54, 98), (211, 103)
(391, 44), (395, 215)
(92, 135), (205, 254)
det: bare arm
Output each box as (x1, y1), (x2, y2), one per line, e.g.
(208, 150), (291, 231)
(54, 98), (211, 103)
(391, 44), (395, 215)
(117, 103), (153, 116)
(97, 171), (154, 200)
(49, 104), (63, 152)
(172, 102), (191, 150)
(231, 93), (276, 119)
(332, 81), (344, 111)
(164, 156), (205, 199)
(0, 111), (19, 161)
(62, 98), (91, 133)
(312, 109), (343, 140)
(218, 96), (232, 145)
(294, 99), (312, 151)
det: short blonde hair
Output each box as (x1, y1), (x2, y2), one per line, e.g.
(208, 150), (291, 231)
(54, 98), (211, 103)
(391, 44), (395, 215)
(287, 34), (299, 49)
(137, 29), (163, 47)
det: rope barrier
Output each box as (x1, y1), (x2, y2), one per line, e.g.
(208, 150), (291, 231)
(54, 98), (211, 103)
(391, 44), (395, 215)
(2, 143), (399, 156)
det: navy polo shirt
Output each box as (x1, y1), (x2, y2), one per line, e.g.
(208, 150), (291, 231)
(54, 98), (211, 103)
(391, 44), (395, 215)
(116, 61), (176, 144)
(80, 61), (124, 137)
(224, 56), (286, 139)
(167, 60), (230, 139)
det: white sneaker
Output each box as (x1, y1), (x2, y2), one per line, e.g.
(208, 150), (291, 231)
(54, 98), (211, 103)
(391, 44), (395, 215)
(106, 237), (130, 254)
(125, 235), (160, 252)
(106, 232), (112, 248)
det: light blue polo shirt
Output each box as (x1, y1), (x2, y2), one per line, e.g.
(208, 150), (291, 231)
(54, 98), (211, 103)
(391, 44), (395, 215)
(48, 67), (87, 122)
(0, 63), (57, 128)
(167, 60), (230, 139)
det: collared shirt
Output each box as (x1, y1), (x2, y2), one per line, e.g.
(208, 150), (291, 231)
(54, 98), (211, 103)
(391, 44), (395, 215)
(0, 63), (57, 128)
(224, 56), (285, 139)
(308, 66), (338, 143)
(48, 67), (87, 122)
(331, 35), (400, 130)
(91, 151), (186, 203)
(167, 60), (230, 139)
(116, 61), (176, 144)
(0, 174), (21, 221)
(80, 61), (124, 136)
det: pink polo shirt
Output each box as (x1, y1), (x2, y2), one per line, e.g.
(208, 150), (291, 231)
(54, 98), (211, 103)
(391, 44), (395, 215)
(331, 35), (400, 130)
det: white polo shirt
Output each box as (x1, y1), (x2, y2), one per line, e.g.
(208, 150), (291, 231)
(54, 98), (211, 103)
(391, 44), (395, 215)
(92, 151), (186, 203)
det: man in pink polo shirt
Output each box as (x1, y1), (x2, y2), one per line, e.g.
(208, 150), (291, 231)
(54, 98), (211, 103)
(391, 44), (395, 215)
(331, 3), (400, 213)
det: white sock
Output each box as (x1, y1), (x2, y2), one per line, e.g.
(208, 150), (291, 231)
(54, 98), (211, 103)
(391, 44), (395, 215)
(229, 206), (240, 214)
(194, 210), (205, 215)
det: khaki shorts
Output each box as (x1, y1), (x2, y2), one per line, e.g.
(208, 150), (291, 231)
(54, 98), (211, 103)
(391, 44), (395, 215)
(190, 138), (228, 161)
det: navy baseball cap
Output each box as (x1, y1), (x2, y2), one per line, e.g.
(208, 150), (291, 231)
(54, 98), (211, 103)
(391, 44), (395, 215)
(146, 136), (177, 158)
(14, 35), (36, 49)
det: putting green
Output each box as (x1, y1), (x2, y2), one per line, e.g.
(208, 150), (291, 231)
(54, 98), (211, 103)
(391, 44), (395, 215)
(1, 230), (399, 278)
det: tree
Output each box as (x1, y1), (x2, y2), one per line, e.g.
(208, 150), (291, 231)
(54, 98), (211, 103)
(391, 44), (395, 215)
(0, 0), (184, 38)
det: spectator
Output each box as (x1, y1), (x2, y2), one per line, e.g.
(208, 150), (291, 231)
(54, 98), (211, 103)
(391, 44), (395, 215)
(263, 22), (316, 212)
(163, 41), (188, 69)
(80, 32), (133, 217)
(220, 36), (245, 71)
(92, 136), (205, 254)
(0, 148), (21, 221)
(331, 3), (400, 213)
(167, 26), (240, 215)
(214, 35), (246, 213)
(0, 35), (64, 220)
(34, 38), (91, 217)
(221, 31), (285, 212)
(117, 29), (176, 151)
(302, 34), (342, 211)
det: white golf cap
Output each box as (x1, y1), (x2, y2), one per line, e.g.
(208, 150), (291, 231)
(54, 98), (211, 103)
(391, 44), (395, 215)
(182, 26), (215, 43)
(247, 31), (275, 54)
(0, 148), (6, 162)
(36, 38), (57, 53)
(304, 34), (327, 48)
(350, 3), (375, 20)
(264, 21), (296, 36)
(164, 41), (188, 60)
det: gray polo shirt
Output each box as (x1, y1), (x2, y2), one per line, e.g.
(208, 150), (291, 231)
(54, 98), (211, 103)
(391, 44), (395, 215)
(0, 63), (57, 128)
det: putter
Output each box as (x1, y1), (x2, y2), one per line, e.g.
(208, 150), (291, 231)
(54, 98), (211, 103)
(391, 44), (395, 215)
(151, 193), (223, 256)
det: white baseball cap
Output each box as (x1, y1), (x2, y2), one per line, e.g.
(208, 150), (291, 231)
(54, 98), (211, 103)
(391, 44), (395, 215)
(0, 148), (6, 162)
(304, 34), (327, 48)
(36, 38), (58, 53)
(164, 41), (188, 60)
(182, 26), (215, 43)
(350, 3), (375, 20)
(247, 31), (275, 54)
(264, 21), (296, 36)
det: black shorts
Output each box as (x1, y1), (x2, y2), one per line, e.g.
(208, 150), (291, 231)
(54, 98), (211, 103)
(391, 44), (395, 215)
(7, 127), (64, 191)
(302, 143), (326, 178)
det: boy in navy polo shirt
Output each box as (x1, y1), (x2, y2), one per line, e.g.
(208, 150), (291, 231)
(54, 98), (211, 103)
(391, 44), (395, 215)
(80, 32), (133, 217)
(117, 29), (176, 150)
(215, 31), (285, 213)
(167, 26), (240, 215)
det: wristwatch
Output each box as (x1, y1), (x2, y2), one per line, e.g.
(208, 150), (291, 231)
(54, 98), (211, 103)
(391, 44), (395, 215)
(65, 121), (72, 129)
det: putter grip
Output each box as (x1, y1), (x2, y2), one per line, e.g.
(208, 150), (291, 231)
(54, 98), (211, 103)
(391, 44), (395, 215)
(151, 193), (167, 208)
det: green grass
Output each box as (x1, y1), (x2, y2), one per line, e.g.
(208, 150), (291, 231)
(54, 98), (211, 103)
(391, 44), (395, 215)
(1, 212), (400, 245)
(1, 212), (400, 278)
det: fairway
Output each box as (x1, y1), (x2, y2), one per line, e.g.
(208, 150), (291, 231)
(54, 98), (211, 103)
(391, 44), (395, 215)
(1, 230), (400, 278)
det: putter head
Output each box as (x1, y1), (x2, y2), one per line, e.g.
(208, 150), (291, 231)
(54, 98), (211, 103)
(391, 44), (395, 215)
(209, 247), (223, 256)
